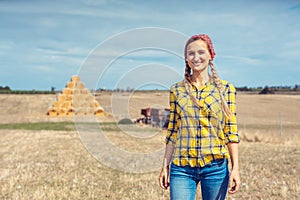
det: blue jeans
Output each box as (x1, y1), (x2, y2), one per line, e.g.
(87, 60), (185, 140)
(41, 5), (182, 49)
(170, 159), (229, 200)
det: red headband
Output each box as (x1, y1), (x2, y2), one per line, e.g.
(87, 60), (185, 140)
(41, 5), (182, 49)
(190, 34), (216, 60)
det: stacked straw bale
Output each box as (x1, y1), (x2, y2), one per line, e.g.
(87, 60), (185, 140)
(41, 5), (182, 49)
(47, 75), (104, 116)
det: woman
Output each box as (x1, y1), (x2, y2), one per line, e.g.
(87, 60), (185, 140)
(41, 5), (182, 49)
(159, 34), (240, 200)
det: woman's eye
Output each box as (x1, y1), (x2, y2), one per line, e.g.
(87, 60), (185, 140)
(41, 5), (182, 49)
(188, 52), (195, 56)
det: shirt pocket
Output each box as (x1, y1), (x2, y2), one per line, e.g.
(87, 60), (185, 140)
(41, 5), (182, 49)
(176, 94), (194, 114)
(202, 94), (223, 119)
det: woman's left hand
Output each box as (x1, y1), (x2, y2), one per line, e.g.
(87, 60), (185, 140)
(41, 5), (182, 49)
(228, 168), (240, 194)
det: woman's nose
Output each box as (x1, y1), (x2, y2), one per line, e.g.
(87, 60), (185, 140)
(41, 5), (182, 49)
(194, 53), (200, 60)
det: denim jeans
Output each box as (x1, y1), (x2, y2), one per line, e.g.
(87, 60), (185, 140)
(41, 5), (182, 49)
(170, 159), (229, 200)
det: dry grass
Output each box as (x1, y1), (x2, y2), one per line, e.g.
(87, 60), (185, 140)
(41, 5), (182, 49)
(0, 92), (300, 199)
(236, 94), (300, 146)
(0, 130), (299, 199)
(0, 130), (168, 200)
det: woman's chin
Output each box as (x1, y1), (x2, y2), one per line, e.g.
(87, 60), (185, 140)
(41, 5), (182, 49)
(191, 65), (207, 72)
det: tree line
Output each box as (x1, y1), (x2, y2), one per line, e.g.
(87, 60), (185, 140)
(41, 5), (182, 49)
(1, 84), (299, 94)
(0, 85), (55, 94)
(236, 85), (300, 92)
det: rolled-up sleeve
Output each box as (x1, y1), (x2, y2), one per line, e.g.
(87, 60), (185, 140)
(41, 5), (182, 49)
(223, 83), (240, 144)
(165, 86), (179, 145)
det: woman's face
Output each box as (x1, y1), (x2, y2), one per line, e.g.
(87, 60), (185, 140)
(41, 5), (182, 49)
(186, 39), (211, 72)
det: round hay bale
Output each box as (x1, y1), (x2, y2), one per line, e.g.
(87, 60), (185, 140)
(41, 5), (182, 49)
(81, 102), (90, 109)
(73, 89), (80, 95)
(63, 88), (73, 95)
(72, 101), (81, 109)
(75, 107), (86, 115)
(67, 108), (75, 116)
(67, 82), (75, 89)
(53, 101), (60, 108)
(73, 94), (85, 105)
(81, 88), (90, 95)
(58, 94), (66, 102)
(57, 108), (67, 116)
(76, 82), (85, 90)
(62, 101), (72, 109)
(47, 107), (57, 116)
(95, 106), (104, 116)
(71, 75), (80, 83)
(85, 95), (94, 102)
(65, 95), (73, 101)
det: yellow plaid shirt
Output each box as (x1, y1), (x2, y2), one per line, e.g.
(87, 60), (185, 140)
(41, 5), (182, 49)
(165, 79), (240, 167)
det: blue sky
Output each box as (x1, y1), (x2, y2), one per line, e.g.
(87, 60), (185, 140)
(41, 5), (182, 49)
(0, 0), (300, 90)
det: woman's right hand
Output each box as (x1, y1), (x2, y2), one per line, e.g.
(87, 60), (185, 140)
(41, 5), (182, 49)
(159, 165), (170, 190)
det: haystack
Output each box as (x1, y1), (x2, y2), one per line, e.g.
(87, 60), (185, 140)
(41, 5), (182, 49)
(47, 75), (104, 116)
(259, 86), (275, 94)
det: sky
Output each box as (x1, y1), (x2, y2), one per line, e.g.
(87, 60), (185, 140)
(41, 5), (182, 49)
(0, 0), (300, 90)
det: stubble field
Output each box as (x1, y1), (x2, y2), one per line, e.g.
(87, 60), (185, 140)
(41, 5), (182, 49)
(0, 91), (299, 199)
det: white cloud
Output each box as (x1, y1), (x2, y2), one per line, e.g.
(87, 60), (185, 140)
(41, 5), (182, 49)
(31, 65), (55, 73)
(220, 55), (261, 66)
(36, 46), (89, 57)
(1, 0), (300, 89)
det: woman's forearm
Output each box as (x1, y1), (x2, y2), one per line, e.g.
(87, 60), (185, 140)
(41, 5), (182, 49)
(227, 142), (239, 170)
(162, 144), (175, 167)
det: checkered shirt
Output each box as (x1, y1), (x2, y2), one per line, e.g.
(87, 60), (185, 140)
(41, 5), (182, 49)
(165, 80), (240, 167)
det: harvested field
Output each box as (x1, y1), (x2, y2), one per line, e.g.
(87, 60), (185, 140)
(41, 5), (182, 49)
(0, 92), (299, 199)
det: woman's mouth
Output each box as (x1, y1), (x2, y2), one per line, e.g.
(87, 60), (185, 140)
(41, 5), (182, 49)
(192, 61), (202, 66)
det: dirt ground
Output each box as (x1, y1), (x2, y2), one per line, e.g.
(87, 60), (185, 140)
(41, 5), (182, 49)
(0, 91), (299, 142)
(0, 92), (299, 199)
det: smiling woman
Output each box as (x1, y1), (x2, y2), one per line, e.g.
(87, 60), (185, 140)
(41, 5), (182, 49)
(159, 34), (240, 200)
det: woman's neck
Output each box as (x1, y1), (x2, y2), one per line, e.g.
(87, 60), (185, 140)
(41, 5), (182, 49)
(191, 69), (210, 88)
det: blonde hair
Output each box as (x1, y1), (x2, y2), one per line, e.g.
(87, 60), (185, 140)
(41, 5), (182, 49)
(184, 38), (232, 118)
